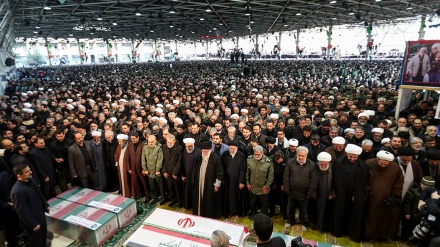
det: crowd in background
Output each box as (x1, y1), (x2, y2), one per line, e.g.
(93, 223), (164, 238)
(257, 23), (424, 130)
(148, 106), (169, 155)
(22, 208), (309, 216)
(2, 59), (440, 246)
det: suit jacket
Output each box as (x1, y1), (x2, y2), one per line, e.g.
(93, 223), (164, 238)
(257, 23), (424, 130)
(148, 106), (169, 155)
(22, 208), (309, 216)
(125, 141), (144, 174)
(162, 144), (183, 176)
(211, 143), (229, 158)
(29, 147), (55, 181)
(68, 141), (98, 178)
(305, 143), (327, 162)
(10, 179), (49, 231)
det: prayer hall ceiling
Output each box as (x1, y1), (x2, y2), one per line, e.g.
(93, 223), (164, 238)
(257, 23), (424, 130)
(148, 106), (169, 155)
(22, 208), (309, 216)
(3, 0), (439, 42)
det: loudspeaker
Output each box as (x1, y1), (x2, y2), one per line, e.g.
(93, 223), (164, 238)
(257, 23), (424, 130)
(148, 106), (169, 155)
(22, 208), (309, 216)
(5, 57), (15, 66)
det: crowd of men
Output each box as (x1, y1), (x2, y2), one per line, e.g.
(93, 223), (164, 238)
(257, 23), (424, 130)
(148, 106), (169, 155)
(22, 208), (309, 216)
(1, 59), (440, 246)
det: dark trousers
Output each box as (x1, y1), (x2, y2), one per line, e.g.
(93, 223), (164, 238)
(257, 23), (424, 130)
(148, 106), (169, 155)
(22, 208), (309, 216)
(148, 176), (165, 201)
(106, 164), (119, 192)
(250, 193), (269, 215)
(56, 164), (70, 191)
(131, 171), (150, 199)
(269, 188), (288, 219)
(165, 175), (181, 203)
(25, 224), (47, 247)
(288, 197), (308, 225)
(79, 167), (99, 190)
(40, 179), (54, 200)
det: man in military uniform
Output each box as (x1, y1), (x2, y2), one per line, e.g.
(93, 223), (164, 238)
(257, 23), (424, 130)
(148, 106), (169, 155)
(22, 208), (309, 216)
(141, 135), (165, 205)
(246, 145), (274, 219)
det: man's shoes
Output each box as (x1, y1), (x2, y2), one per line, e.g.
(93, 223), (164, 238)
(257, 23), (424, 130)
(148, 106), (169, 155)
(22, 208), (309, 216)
(160, 200), (166, 205)
(301, 225), (307, 231)
(169, 199), (178, 207)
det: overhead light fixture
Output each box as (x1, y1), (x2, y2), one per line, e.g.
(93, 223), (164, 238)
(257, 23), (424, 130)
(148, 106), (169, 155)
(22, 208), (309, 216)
(349, 11), (354, 15)
(219, 23), (223, 25)
(250, 19), (254, 24)
(375, 0), (382, 2)
(330, 0), (337, 4)
(206, 7), (212, 12)
(406, 4), (413, 10)
(112, 22), (117, 25)
(170, 24), (174, 28)
(169, 9), (175, 14)
(136, 12), (141, 16)
(296, 11), (301, 16)
(36, 25), (40, 29)
(43, 5), (51, 10)
(97, 16), (103, 21)
(200, 16), (204, 20)
(33, 30), (38, 34)
(69, 33), (73, 36)
(245, 6), (250, 16)
(332, 16), (337, 20)
(150, 30), (154, 33)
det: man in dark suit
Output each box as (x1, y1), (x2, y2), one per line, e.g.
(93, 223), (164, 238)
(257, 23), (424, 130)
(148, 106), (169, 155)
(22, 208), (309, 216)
(29, 137), (55, 199)
(68, 132), (99, 189)
(126, 131), (149, 200)
(10, 163), (50, 247)
(162, 134), (183, 207)
(304, 134), (327, 163)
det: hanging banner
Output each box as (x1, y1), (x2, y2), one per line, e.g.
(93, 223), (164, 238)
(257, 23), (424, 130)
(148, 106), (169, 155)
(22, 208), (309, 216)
(402, 40), (440, 86)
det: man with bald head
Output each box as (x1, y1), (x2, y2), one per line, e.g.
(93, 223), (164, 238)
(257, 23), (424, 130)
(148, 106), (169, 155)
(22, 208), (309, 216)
(142, 135), (165, 205)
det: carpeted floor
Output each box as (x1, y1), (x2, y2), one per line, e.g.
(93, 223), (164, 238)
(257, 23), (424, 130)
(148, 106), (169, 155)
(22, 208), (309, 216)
(66, 199), (412, 247)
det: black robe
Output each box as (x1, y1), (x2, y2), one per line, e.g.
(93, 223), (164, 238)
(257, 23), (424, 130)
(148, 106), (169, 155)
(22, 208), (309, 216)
(309, 167), (334, 232)
(192, 152), (223, 219)
(221, 150), (247, 217)
(332, 156), (369, 243)
(182, 147), (201, 210)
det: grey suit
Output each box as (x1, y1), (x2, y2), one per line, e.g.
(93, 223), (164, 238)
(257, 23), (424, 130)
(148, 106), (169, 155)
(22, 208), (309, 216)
(68, 141), (100, 189)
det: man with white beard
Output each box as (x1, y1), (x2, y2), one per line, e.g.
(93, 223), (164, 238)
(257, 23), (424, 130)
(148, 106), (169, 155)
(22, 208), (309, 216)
(357, 112), (372, 133)
(181, 138), (201, 210)
(371, 128), (384, 149)
(396, 147), (424, 198)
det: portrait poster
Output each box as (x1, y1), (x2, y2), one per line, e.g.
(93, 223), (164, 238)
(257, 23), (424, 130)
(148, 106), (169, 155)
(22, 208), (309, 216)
(402, 40), (440, 86)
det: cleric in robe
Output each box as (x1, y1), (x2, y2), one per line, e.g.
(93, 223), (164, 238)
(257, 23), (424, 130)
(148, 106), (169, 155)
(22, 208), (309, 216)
(364, 150), (403, 241)
(181, 138), (201, 210)
(332, 144), (369, 243)
(192, 141), (224, 219)
(221, 140), (247, 217)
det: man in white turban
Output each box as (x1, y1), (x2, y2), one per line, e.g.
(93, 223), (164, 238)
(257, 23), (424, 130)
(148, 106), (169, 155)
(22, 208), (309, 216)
(364, 150), (403, 241)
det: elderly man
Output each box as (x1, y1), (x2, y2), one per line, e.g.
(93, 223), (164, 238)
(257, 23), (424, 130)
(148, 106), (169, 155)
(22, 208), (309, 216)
(325, 136), (346, 163)
(371, 127), (384, 148)
(332, 144), (369, 243)
(222, 140), (247, 218)
(396, 147), (424, 198)
(247, 145), (274, 219)
(192, 141), (223, 219)
(181, 138), (201, 210)
(309, 151), (334, 232)
(162, 134), (183, 207)
(359, 139), (375, 161)
(283, 146), (317, 231)
(142, 135), (165, 205)
(365, 150), (403, 241)
(114, 134), (131, 197)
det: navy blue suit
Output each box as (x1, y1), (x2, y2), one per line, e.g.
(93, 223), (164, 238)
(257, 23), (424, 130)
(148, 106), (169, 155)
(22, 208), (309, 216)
(10, 178), (49, 247)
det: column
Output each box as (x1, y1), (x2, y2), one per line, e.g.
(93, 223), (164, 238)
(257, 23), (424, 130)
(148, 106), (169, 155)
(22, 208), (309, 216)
(278, 32), (282, 59)
(46, 39), (52, 66)
(235, 36), (239, 49)
(419, 15), (426, 40)
(295, 29), (300, 60)
(255, 34), (259, 59)
(206, 40), (209, 57)
(327, 25), (332, 57)
(366, 24), (373, 60)
(77, 38), (83, 65)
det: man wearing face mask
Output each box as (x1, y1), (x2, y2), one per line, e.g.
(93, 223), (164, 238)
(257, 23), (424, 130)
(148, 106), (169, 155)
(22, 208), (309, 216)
(365, 150), (403, 241)
(332, 144), (368, 243)
(396, 147), (424, 198)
